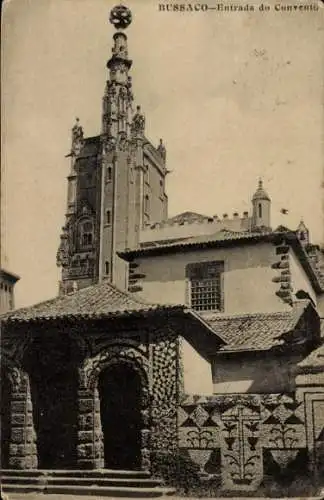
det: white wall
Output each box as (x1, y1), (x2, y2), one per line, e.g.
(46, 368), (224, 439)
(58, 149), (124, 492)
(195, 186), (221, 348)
(181, 338), (213, 395)
(133, 242), (290, 314)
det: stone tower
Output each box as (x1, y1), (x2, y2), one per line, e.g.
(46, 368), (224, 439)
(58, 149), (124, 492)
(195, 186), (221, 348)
(57, 5), (168, 295)
(251, 179), (271, 230)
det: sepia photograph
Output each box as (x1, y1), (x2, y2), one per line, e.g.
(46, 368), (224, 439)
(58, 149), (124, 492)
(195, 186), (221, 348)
(1, 0), (324, 499)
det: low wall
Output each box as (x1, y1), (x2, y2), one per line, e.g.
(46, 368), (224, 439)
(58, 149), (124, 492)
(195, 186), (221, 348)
(175, 391), (324, 495)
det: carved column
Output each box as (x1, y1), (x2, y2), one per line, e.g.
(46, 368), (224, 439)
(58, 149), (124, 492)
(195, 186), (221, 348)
(8, 369), (37, 469)
(77, 372), (104, 469)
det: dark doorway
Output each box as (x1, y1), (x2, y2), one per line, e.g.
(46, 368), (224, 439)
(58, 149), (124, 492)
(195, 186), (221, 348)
(98, 363), (143, 470)
(1, 368), (11, 469)
(27, 337), (79, 469)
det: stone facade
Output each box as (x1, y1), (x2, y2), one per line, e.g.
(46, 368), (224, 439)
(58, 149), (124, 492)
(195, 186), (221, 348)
(1, 282), (323, 495)
(1, 314), (181, 473)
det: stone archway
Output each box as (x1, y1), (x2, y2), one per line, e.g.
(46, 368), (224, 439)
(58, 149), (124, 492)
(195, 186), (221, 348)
(78, 345), (151, 471)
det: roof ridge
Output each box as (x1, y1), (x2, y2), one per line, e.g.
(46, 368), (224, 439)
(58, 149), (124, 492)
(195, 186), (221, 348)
(201, 310), (292, 321)
(0, 279), (151, 322)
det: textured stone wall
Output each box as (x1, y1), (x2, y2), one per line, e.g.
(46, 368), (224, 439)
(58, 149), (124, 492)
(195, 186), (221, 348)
(76, 386), (104, 469)
(178, 392), (324, 493)
(151, 329), (180, 452)
(75, 326), (180, 471)
(7, 369), (37, 469)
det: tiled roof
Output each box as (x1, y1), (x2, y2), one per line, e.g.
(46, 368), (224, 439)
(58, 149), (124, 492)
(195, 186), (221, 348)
(201, 301), (311, 352)
(0, 280), (177, 323)
(122, 228), (275, 257)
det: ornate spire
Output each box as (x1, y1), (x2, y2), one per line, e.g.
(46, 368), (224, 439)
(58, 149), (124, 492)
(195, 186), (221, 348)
(102, 5), (134, 139)
(107, 5), (133, 73)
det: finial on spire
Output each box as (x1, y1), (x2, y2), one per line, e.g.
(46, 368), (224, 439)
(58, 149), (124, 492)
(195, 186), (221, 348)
(109, 5), (132, 30)
(131, 105), (145, 136)
(157, 138), (166, 162)
(71, 117), (84, 155)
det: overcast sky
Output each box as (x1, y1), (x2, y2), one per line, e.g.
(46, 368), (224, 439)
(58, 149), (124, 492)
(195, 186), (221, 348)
(2, 0), (324, 308)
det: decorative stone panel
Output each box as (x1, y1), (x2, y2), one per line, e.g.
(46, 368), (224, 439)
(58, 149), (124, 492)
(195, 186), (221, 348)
(177, 392), (324, 493)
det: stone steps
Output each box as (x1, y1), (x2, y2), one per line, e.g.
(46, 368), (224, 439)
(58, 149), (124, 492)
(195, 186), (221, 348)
(0, 470), (175, 498)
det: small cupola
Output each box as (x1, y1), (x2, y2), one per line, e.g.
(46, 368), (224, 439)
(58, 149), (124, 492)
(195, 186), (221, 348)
(251, 179), (271, 230)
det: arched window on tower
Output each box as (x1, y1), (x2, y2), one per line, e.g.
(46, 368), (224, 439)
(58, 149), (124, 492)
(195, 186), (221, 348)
(106, 166), (112, 182)
(77, 219), (94, 249)
(258, 203), (262, 218)
(144, 194), (150, 214)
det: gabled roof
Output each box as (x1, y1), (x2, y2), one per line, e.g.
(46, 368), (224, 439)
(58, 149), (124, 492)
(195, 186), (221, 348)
(201, 301), (316, 353)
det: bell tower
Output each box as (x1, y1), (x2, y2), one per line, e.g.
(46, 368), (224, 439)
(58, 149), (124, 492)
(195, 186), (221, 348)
(57, 5), (168, 295)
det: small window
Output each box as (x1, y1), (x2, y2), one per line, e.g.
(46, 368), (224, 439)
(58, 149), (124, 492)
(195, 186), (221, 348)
(144, 165), (149, 185)
(106, 210), (111, 225)
(105, 261), (110, 276)
(144, 195), (150, 214)
(258, 203), (262, 218)
(186, 261), (224, 312)
(107, 166), (112, 182)
(159, 179), (163, 196)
